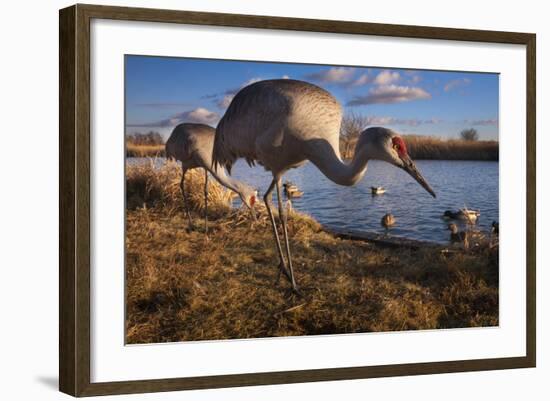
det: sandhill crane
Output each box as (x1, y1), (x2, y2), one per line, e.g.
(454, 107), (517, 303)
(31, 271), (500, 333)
(213, 79), (435, 292)
(165, 123), (257, 234)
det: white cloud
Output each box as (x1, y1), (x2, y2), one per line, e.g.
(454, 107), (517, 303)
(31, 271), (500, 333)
(305, 67), (371, 88)
(464, 118), (498, 126)
(225, 77), (263, 95)
(127, 107), (220, 128)
(182, 107), (220, 124)
(282, 75), (290, 79)
(217, 94), (234, 109)
(350, 74), (370, 87)
(347, 85), (431, 106)
(305, 67), (356, 84)
(444, 78), (471, 92)
(374, 70), (400, 85)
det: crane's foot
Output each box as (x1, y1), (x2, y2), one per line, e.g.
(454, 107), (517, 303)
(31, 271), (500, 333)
(290, 283), (302, 297)
(275, 261), (292, 284)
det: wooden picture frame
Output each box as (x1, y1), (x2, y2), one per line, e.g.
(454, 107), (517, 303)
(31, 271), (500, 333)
(59, 3), (536, 397)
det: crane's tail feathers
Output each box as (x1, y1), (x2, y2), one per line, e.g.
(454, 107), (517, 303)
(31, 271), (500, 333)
(212, 122), (236, 175)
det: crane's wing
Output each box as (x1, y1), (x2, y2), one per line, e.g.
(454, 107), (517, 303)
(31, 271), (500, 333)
(165, 123), (213, 162)
(212, 79), (342, 175)
(212, 81), (292, 174)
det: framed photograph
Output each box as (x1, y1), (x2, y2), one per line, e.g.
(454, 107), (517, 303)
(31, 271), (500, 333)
(59, 4), (536, 397)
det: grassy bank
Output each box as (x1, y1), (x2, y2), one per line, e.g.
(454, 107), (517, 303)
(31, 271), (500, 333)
(125, 161), (498, 344)
(128, 136), (499, 161)
(403, 136), (499, 161)
(342, 136), (499, 160)
(127, 143), (165, 158)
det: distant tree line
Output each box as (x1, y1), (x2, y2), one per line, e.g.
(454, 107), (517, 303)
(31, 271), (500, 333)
(338, 113), (497, 161)
(126, 131), (164, 146)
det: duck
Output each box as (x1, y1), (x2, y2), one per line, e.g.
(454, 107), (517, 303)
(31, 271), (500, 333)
(443, 208), (480, 222)
(381, 213), (396, 229)
(283, 181), (299, 192)
(371, 186), (386, 195)
(286, 189), (304, 198)
(283, 182), (303, 198)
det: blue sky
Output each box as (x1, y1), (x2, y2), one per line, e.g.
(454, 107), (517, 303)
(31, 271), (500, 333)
(125, 55), (499, 140)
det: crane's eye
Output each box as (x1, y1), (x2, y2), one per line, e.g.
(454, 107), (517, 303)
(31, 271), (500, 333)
(391, 136), (408, 157)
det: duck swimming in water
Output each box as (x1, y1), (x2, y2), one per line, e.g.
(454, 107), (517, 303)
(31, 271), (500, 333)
(286, 190), (303, 198)
(381, 213), (396, 229)
(371, 186), (386, 195)
(283, 182), (304, 198)
(443, 208), (480, 223)
(283, 181), (299, 192)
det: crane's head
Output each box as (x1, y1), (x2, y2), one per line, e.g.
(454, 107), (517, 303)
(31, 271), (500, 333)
(240, 187), (258, 210)
(360, 127), (436, 198)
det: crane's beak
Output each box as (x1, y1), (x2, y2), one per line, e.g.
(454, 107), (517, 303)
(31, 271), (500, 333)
(401, 155), (436, 198)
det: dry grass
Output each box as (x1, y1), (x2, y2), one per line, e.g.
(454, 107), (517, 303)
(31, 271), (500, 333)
(126, 159), (233, 214)
(127, 143), (166, 158)
(403, 136), (499, 161)
(125, 161), (499, 344)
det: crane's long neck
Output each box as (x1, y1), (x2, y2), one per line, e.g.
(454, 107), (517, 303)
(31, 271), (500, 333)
(305, 139), (370, 187)
(205, 163), (246, 197)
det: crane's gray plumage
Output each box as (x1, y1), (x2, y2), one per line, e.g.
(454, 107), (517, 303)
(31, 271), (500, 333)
(166, 123), (257, 232)
(212, 79), (435, 292)
(213, 79), (341, 176)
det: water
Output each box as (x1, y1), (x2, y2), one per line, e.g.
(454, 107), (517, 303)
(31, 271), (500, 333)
(129, 158), (499, 243)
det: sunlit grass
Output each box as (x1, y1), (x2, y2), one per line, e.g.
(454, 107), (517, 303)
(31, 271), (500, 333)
(403, 135), (498, 161)
(125, 161), (499, 343)
(126, 143), (165, 158)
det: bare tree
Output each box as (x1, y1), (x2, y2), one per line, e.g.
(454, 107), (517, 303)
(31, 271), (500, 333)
(460, 128), (479, 141)
(340, 112), (369, 158)
(126, 131), (164, 146)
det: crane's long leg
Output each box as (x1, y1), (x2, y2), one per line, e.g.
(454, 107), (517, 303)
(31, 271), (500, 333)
(204, 169), (209, 237)
(276, 179), (299, 292)
(180, 168), (193, 229)
(263, 178), (292, 283)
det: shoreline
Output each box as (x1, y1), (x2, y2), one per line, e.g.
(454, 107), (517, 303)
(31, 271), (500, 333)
(324, 225), (442, 249)
(126, 138), (499, 161)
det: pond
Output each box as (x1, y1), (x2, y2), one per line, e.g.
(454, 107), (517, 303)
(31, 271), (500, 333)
(129, 158), (499, 243)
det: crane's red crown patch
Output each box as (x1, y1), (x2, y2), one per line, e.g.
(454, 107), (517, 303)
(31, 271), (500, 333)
(392, 136), (408, 158)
